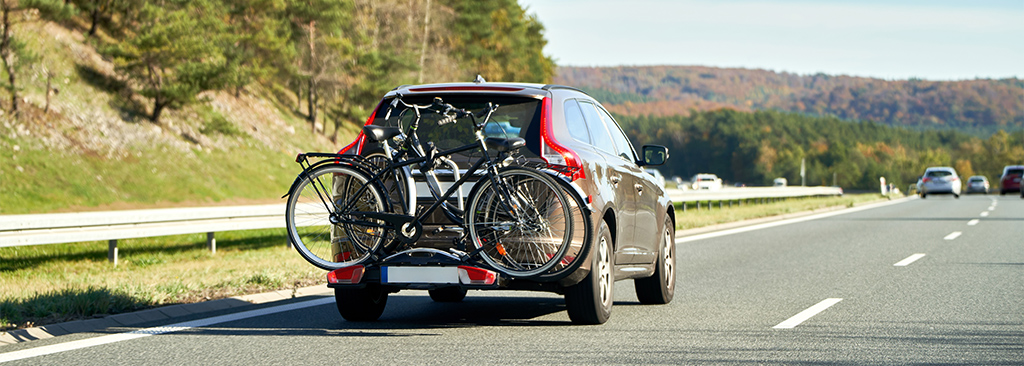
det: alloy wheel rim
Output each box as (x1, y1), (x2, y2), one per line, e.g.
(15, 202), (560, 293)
(598, 236), (612, 306)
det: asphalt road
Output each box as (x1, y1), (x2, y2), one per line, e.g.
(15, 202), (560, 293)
(2, 194), (1021, 365)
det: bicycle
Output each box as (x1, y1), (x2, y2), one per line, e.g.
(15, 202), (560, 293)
(284, 96), (578, 279)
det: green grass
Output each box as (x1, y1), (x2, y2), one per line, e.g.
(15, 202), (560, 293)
(673, 194), (887, 231)
(0, 140), (301, 214)
(0, 229), (323, 330)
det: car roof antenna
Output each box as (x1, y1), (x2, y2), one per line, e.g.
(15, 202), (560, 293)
(474, 75), (486, 84)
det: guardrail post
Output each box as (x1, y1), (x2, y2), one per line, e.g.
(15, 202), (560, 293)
(207, 232), (216, 254)
(696, 201), (700, 211)
(108, 240), (118, 266)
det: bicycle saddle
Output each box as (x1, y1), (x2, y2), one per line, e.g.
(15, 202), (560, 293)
(363, 125), (403, 142)
(484, 137), (526, 152)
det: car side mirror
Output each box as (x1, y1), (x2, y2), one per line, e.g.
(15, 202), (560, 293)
(641, 145), (668, 166)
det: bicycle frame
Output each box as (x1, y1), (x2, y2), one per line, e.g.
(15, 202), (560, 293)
(297, 104), (527, 255)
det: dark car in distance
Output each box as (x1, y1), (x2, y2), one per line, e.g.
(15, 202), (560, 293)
(999, 165), (1023, 195)
(333, 81), (676, 324)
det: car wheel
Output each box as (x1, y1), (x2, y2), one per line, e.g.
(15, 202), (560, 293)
(920, 193), (927, 199)
(634, 215), (675, 305)
(565, 220), (614, 324)
(335, 284), (388, 321)
(428, 287), (467, 302)
(1000, 190), (1006, 195)
(954, 194), (960, 199)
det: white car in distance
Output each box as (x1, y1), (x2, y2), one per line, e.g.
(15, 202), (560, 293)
(691, 173), (723, 190)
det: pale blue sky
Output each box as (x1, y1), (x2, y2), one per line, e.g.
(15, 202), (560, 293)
(518, 0), (1023, 80)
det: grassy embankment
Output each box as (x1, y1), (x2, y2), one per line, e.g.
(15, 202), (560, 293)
(672, 193), (887, 231)
(1, 193), (888, 331)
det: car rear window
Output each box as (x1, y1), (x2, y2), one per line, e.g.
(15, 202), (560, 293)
(370, 94), (542, 166)
(926, 170), (953, 178)
(1007, 168), (1024, 176)
(968, 177), (984, 182)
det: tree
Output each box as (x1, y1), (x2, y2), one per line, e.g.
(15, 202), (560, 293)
(0, 0), (72, 116)
(443, 0), (554, 83)
(103, 1), (227, 123)
(286, 0), (349, 131)
(221, 0), (292, 97)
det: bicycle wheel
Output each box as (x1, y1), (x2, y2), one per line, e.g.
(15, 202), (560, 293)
(286, 164), (389, 270)
(363, 152), (415, 216)
(466, 167), (574, 278)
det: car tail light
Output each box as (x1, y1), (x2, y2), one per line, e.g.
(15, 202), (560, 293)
(458, 266), (496, 285)
(922, 177), (931, 183)
(539, 97), (585, 181)
(338, 101), (383, 155)
(327, 265), (364, 284)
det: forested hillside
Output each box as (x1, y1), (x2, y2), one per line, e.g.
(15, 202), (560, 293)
(558, 66), (1023, 136)
(0, 0), (553, 213)
(617, 110), (1024, 190)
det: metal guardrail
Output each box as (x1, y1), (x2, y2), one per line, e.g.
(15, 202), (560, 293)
(667, 186), (843, 202)
(0, 204), (286, 265)
(0, 186), (842, 264)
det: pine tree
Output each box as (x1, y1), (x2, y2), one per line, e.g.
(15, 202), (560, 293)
(102, 1), (228, 123)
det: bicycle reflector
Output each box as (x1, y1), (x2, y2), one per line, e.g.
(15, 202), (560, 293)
(458, 266), (496, 285)
(539, 97), (585, 181)
(327, 265), (365, 285)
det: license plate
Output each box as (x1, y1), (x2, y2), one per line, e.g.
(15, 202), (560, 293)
(382, 266), (459, 284)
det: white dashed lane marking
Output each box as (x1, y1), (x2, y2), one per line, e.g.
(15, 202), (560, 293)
(894, 254), (926, 266)
(774, 298), (843, 329)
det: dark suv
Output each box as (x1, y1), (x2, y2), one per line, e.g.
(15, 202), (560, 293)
(335, 82), (676, 324)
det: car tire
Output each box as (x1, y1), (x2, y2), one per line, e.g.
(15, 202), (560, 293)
(920, 193), (927, 199)
(564, 220), (614, 325)
(954, 194), (960, 199)
(428, 287), (467, 302)
(634, 215), (675, 305)
(335, 284), (388, 321)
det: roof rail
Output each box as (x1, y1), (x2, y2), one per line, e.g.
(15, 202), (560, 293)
(542, 84), (589, 95)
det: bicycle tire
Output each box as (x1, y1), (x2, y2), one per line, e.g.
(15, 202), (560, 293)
(532, 179), (593, 282)
(364, 152), (415, 216)
(286, 164), (389, 270)
(466, 166), (574, 278)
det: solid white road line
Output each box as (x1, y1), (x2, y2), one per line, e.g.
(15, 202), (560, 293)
(894, 253), (926, 266)
(773, 298), (843, 329)
(944, 232), (962, 240)
(980, 212), (990, 217)
(967, 219), (979, 226)
(0, 297), (335, 363)
(675, 197), (913, 244)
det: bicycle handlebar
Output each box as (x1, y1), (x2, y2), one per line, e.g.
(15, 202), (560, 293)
(385, 94), (498, 129)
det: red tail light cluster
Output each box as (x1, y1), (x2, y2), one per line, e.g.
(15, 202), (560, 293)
(327, 265), (365, 285)
(538, 97), (585, 181)
(458, 266), (496, 285)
